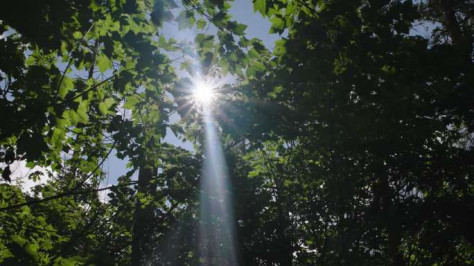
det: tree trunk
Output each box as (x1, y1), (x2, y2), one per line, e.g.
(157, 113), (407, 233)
(438, 0), (472, 65)
(274, 165), (293, 266)
(380, 173), (404, 266)
(131, 164), (158, 266)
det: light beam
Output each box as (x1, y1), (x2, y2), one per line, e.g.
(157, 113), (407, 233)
(199, 109), (238, 266)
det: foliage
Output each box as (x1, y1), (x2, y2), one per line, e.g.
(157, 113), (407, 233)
(1, 0), (474, 265)
(226, 0), (474, 264)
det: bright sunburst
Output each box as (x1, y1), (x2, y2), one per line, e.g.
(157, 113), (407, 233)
(189, 73), (230, 108)
(176, 73), (229, 121)
(193, 78), (215, 105)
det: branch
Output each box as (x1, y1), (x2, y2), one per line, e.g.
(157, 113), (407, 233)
(54, 23), (96, 100)
(72, 141), (116, 191)
(0, 72), (119, 142)
(224, 134), (249, 152)
(0, 178), (136, 212)
(63, 75), (116, 104)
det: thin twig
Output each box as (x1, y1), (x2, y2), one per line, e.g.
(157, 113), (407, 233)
(54, 23), (96, 99)
(0, 145), (129, 212)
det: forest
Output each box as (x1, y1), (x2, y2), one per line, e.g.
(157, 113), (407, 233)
(0, 0), (473, 265)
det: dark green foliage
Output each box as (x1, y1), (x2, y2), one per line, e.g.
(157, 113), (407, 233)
(1, 0), (474, 265)
(231, 0), (474, 264)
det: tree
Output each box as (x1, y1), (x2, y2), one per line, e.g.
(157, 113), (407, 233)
(1, 0), (254, 264)
(0, 0), (180, 264)
(224, 0), (474, 264)
(1, 0), (474, 265)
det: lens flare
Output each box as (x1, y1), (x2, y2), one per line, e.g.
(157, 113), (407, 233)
(193, 83), (214, 104)
(192, 77), (216, 105)
(199, 110), (238, 265)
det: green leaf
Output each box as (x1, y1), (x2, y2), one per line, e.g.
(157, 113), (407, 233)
(11, 235), (27, 246)
(234, 24), (247, 35)
(97, 54), (112, 73)
(253, 0), (266, 15)
(25, 243), (39, 260)
(158, 35), (167, 47)
(124, 94), (141, 109)
(274, 39), (287, 56)
(51, 128), (64, 147)
(72, 31), (82, 40)
(248, 48), (260, 59)
(99, 98), (114, 115)
(248, 170), (259, 178)
(59, 76), (74, 99)
(270, 16), (284, 33)
(63, 110), (80, 125)
(76, 101), (89, 124)
(196, 19), (206, 30)
(253, 61), (265, 72)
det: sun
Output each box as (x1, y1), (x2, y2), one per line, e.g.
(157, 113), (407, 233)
(192, 76), (216, 106)
(193, 82), (214, 104)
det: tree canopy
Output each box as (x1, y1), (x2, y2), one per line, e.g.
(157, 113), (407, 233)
(1, 0), (473, 265)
